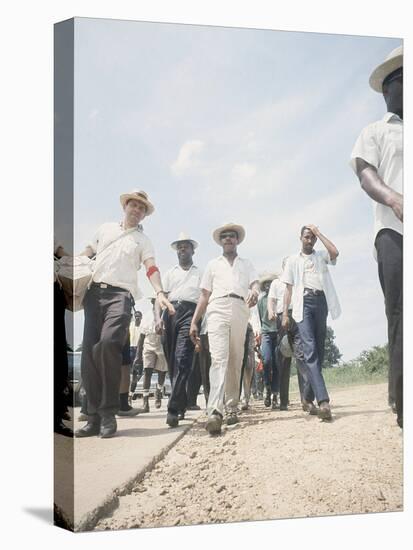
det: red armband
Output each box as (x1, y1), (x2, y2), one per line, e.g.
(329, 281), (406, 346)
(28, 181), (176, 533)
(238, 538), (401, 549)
(146, 265), (160, 278)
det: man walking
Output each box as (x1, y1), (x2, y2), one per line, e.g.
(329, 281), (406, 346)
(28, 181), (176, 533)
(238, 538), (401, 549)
(76, 190), (174, 438)
(282, 225), (341, 420)
(190, 223), (259, 434)
(158, 233), (202, 427)
(268, 259), (306, 410)
(350, 46), (403, 429)
(256, 273), (279, 409)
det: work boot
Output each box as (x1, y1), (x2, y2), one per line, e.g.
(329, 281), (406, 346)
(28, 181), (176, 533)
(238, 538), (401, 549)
(75, 415), (100, 438)
(264, 385), (271, 407)
(226, 411), (239, 426)
(317, 401), (332, 421)
(154, 388), (162, 409)
(302, 400), (318, 415)
(241, 399), (249, 411)
(206, 411), (223, 435)
(100, 414), (117, 438)
(117, 405), (143, 417)
(142, 395), (150, 413)
(271, 393), (278, 410)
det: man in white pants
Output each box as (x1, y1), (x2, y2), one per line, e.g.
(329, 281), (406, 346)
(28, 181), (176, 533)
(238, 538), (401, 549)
(190, 223), (259, 435)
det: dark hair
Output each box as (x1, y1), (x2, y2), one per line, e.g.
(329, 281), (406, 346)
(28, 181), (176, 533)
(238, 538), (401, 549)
(301, 226), (316, 237)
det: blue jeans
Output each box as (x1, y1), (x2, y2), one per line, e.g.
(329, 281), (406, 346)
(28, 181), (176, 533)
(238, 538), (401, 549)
(296, 293), (329, 404)
(260, 331), (279, 392)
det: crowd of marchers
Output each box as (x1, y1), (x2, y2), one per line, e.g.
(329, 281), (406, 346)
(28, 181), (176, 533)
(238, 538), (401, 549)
(53, 45), (403, 439)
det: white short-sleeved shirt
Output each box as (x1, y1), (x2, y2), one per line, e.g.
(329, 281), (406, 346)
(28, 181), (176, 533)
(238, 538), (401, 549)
(350, 112), (403, 243)
(268, 278), (291, 315)
(129, 322), (141, 347)
(90, 222), (155, 301)
(162, 264), (202, 303)
(281, 250), (341, 323)
(200, 255), (258, 302)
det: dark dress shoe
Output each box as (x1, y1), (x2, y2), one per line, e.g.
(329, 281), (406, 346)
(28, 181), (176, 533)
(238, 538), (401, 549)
(54, 420), (73, 438)
(187, 405), (201, 411)
(177, 411), (185, 421)
(166, 412), (179, 427)
(75, 419), (100, 438)
(100, 415), (117, 438)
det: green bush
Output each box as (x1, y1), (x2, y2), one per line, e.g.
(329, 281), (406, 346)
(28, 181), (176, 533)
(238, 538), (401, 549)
(289, 343), (389, 390)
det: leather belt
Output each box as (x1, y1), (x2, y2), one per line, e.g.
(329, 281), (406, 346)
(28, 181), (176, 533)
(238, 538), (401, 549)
(304, 288), (325, 296)
(221, 293), (244, 301)
(91, 282), (127, 292)
(170, 300), (197, 308)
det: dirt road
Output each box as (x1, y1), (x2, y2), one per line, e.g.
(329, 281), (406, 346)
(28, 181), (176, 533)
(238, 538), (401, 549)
(95, 383), (402, 530)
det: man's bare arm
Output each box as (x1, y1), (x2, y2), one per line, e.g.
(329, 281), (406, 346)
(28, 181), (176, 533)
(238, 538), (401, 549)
(143, 257), (175, 315)
(267, 296), (277, 321)
(189, 289), (211, 345)
(306, 224), (339, 261)
(355, 158), (403, 221)
(282, 284), (293, 329)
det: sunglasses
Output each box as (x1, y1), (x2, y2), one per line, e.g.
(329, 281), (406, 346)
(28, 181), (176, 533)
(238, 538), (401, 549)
(220, 232), (238, 240)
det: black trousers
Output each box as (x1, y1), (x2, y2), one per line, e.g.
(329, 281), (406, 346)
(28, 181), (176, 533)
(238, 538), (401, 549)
(375, 229), (403, 423)
(54, 282), (69, 421)
(81, 285), (132, 416)
(163, 301), (197, 415)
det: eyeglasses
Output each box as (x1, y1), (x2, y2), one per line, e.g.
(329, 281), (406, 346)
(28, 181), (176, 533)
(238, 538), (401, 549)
(220, 232), (237, 240)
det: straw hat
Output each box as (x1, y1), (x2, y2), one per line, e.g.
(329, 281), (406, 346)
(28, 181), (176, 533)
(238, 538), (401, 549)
(170, 232), (199, 250)
(119, 190), (155, 215)
(212, 223), (245, 245)
(369, 45), (403, 93)
(258, 272), (278, 290)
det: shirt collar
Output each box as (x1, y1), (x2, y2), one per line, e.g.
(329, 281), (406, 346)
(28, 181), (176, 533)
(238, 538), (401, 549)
(173, 263), (197, 270)
(119, 222), (143, 232)
(382, 112), (403, 123)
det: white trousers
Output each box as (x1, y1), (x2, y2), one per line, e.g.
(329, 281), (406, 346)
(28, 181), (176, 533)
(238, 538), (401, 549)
(207, 297), (249, 417)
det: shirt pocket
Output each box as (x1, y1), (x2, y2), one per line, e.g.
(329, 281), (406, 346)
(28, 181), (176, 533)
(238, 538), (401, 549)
(235, 269), (249, 290)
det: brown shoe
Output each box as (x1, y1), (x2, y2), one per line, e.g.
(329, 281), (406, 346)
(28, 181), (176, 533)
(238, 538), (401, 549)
(318, 401), (332, 421)
(206, 412), (223, 435)
(302, 400), (318, 415)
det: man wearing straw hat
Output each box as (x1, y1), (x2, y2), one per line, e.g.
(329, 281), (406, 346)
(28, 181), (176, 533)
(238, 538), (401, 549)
(190, 223), (259, 435)
(76, 190), (175, 438)
(350, 45), (403, 428)
(157, 232), (202, 427)
(256, 272), (279, 409)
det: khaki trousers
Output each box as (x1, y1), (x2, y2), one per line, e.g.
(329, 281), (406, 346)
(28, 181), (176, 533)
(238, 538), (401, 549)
(206, 297), (249, 416)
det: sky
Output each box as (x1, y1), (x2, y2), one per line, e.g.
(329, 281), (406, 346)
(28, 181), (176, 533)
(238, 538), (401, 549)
(62, 17), (402, 360)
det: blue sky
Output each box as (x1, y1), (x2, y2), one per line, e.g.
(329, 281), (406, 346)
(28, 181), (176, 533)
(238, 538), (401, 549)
(64, 17), (401, 360)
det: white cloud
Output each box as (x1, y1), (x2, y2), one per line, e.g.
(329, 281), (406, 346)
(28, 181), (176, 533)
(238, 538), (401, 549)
(231, 162), (257, 181)
(171, 139), (205, 176)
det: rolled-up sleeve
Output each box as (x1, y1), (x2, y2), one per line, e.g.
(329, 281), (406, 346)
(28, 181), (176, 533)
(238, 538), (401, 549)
(200, 262), (213, 292)
(281, 258), (294, 285)
(140, 235), (155, 263)
(350, 123), (380, 173)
